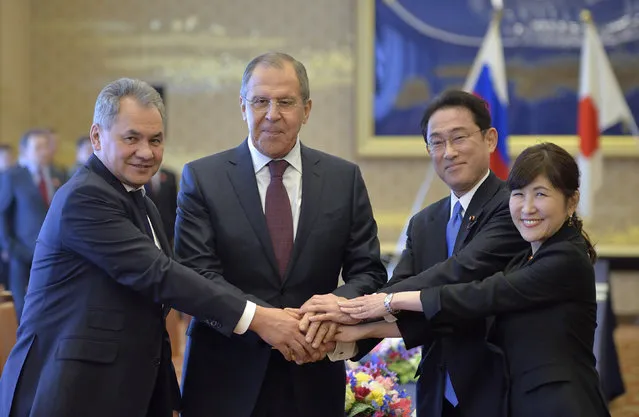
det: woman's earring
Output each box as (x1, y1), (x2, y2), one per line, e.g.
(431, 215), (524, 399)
(568, 214), (573, 227)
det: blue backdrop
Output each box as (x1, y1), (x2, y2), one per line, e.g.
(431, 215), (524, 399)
(374, 0), (639, 136)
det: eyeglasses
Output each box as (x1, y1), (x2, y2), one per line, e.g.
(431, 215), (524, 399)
(426, 129), (485, 154)
(242, 96), (303, 113)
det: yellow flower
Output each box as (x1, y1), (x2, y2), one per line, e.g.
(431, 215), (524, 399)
(355, 372), (372, 384)
(345, 386), (355, 411)
(366, 387), (385, 406)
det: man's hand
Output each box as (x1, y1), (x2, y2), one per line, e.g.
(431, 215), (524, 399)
(249, 306), (314, 364)
(307, 320), (339, 348)
(284, 307), (302, 320)
(300, 294), (361, 325)
(334, 324), (371, 343)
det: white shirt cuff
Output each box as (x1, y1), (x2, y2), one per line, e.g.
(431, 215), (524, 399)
(384, 314), (398, 323)
(328, 342), (358, 361)
(233, 301), (256, 335)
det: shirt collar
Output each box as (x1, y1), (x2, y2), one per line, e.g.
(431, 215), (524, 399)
(450, 170), (490, 218)
(122, 182), (146, 196)
(20, 161), (45, 176)
(247, 137), (302, 175)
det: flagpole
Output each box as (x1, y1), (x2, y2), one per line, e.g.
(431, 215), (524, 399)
(385, 164), (436, 277)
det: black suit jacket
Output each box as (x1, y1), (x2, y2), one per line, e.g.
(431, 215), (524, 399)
(0, 156), (249, 417)
(175, 140), (387, 417)
(361, 173), (528, 417)
(146, 168), (178, 243)
(421, 224), (610, 417)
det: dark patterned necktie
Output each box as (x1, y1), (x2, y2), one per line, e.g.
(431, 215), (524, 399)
(265, 160), (293, 279)
(130, 190), (154, 239)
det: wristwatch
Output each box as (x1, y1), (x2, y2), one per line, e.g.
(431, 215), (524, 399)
(383, 293), (398, 315)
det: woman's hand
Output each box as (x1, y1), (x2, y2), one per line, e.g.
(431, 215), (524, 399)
(338, 293), (388, 320)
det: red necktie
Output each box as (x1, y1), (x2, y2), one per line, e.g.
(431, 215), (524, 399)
(265, 160), (293, 279)
(38, 169), (49, 205)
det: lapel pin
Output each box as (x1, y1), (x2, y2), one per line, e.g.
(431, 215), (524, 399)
(466, 215), (478, 230)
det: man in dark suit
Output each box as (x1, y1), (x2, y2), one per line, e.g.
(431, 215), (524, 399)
(175, 52), (387, 417)
(0, 78), (318, 417)
(145, 167), (178, 243)
(307, 90), (529, 417)
(381, 91), (528, 417)
(0, 130), (66, 321)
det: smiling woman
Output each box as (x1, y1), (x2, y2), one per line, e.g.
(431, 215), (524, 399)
(507, 142), (596, 259)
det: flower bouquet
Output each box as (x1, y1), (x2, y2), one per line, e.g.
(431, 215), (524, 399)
(345, 360), (412, 417)
(370, 338), (421, 385)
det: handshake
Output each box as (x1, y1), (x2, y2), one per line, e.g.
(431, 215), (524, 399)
(248, 293), (388, 365)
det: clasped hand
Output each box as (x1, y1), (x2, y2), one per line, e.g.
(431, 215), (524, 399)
(260, 293), (387, 364)
(254, 307), (336, 365)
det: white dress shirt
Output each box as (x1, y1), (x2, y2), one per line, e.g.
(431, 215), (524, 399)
(449, 170), (490, 220)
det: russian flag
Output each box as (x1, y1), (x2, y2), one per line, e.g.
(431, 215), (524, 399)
(463, 13), (509, 180)
(578, 11), (638, 219)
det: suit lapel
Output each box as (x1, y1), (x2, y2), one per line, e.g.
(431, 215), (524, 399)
(87, 155), (157, 247)
(286, 145), (322, 279)
(145, 199), (172, 256)
(454, 172), (503, 254)
(227, 140), (280, 280)
(424, 198), (449, 264)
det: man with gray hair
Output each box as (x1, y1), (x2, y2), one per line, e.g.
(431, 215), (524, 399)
(176, 52), (386, 417)
(0, 78), (309, 417)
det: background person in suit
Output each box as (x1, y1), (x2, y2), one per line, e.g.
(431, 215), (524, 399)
(67, 135), (93, 178)
(0, 144), (15, 291)
(0, 130), (65, 322)
(337, 142), (610, 417)
(0, 78), (317, 417)
(145, 167), (178, 244)
(175, 52), (387, 417)
(43, 128), (69, 184)
(304, 90), (528, 417)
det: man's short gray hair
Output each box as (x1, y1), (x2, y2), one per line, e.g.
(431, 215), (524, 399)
(240, 52), (310, 102)
(93, 78), (165, 130)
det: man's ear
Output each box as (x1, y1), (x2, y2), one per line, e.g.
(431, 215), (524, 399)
(484, 127), (498, 153)
(240, 96), (247, 121)
(90, 124), (102, 151)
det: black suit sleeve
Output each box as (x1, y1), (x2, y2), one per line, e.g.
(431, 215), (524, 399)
(384, 200), (524, 293)
(60, 183), (246, 337)
(333, 166), (387, 299)
(174, 163), (271, 309)
(420, 241), (593, 323)
(385, 198), (526, 351)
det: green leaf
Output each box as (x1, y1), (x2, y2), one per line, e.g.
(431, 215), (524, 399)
(347, 402), (375, 417)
